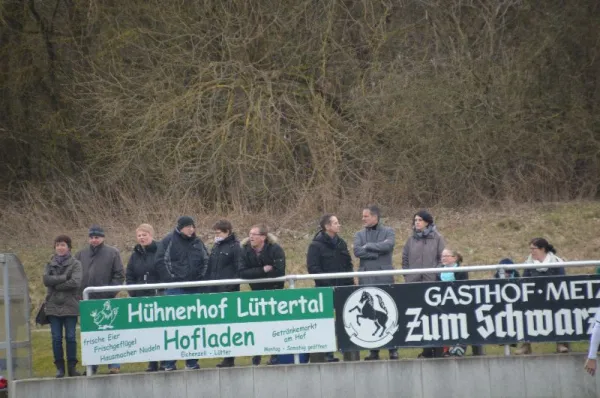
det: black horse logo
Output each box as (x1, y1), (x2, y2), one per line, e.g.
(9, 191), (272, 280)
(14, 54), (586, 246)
(349, 291), (389, 337)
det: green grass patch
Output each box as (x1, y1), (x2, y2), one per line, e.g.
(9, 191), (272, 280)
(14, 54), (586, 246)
(30, 327), (592, 377)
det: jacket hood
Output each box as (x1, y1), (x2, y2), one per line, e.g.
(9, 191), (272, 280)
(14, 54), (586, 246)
(241, 232), (278, 247)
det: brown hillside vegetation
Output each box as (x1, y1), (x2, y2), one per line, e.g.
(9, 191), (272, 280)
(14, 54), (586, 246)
(6, 199), (600, 376)
(0, 0), (599, 217)
(4, 201), (600, 309)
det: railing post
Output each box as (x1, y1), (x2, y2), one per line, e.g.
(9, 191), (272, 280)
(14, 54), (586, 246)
(3, 257), (13, 385)
(288, 278), (301, 365)
(498, 267), (510, 357)
(83, 289), (94, 377)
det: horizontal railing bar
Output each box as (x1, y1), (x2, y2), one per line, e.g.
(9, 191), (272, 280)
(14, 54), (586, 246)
(83, 260), (600, 298)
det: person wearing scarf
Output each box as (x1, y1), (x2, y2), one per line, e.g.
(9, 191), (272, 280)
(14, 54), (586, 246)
(43, 235), (82, 378)
(419, 249), (469, 358)
(438, 249), (468, 282)
(402, 210), (445, 283)
(516, 238), (569, 355)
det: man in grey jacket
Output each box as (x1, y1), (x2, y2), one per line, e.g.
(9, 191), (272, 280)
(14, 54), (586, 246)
(75, 224), (125, 374)
(353, 205), (398, 360)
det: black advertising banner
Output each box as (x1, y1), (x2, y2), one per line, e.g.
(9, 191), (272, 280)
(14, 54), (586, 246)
(333, 275), (600, 351)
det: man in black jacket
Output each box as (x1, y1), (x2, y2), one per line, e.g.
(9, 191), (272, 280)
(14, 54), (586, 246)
(307, 214), (354, 362)
(155, 216), (208, 371)
(239, 224), (286, 365)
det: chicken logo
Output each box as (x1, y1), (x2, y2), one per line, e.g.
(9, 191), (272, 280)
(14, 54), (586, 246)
(90, 301), (119, 330)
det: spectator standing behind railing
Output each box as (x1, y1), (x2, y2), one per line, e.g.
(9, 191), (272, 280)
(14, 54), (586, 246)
(239, 224), (286, 366)
(402, 210), (445, 283)
(43, 235), (83, 378)
(203, 219), (243, 368)
(494, 258), (520, 354)
(418, 248), (467, 358)
(584, 309), (600, 376)
(307, 214), (355, 363)
(353, 204), (398, 360)
(515, 238), (569, 355)
(493, 258), (521, 279)
(125, 223), (161, 372)
(155, 216), (209, 371)
(76, 224), (124, 375)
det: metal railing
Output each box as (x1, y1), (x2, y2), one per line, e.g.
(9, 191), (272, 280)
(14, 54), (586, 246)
(82, 260), (600, 375)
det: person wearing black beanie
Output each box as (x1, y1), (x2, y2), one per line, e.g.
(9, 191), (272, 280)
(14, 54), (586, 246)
(494, 258), (521, 279)
(155, 216), (208, 371)
(414, 210), (434, 226)
(176, 216), (195, 231)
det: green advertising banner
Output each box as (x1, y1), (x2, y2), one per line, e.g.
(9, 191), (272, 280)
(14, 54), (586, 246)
(80, 288), (335, 365)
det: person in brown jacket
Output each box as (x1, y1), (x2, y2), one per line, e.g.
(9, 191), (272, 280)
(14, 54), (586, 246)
(43, 235), (83, 378)
(402, 210), (445, 283)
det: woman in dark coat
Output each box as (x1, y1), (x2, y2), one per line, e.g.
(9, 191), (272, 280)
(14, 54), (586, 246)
(126, 223), (161, 297)
(126, 223), (161, 371)
(402, 210), (445, 283)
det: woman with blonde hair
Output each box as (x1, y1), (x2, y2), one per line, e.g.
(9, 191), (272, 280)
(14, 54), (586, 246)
(438, 248), (467, 282)
(125, 223), (162, 371)
(419, 248), (468, 358)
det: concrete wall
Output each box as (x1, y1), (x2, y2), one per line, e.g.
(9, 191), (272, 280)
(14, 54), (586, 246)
(11, 354), (599, 398)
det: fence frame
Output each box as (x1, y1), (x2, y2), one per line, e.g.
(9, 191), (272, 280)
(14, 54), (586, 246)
(0, 254), (32, 390)
(82, 260), (600, 376)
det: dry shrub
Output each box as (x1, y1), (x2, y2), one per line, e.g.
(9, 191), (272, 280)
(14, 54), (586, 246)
(0, 0), (599, 224)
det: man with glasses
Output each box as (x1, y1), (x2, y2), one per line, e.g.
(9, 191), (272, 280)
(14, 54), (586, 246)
(239, 224), (286, 365)
(76, 224), (125, 374)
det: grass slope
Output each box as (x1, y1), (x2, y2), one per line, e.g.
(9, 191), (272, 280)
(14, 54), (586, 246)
(5, 201), (600, 377)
